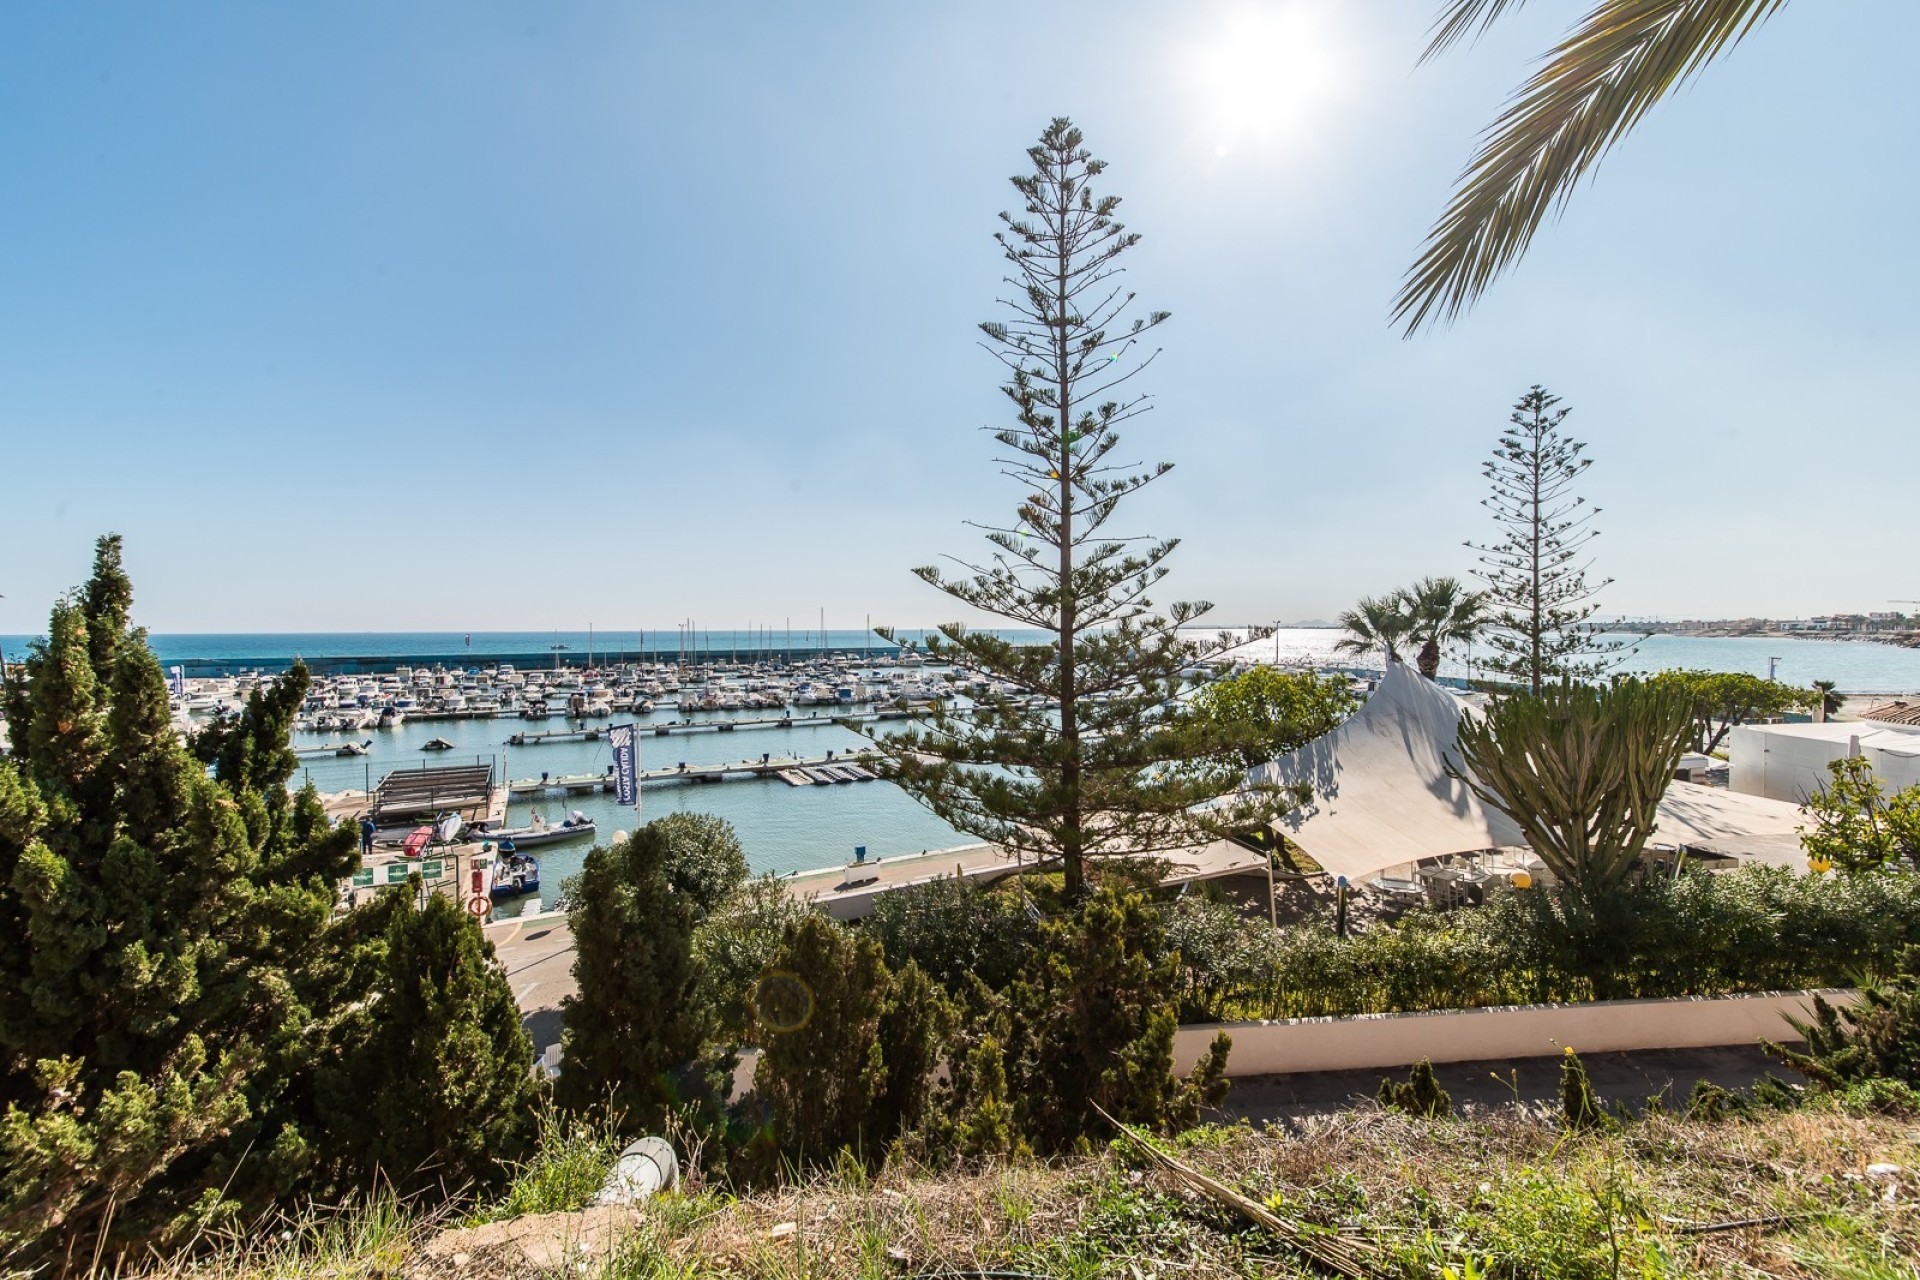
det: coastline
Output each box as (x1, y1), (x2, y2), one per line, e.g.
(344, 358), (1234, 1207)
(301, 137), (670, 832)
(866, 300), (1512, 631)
(1611, 627), (1919, 649)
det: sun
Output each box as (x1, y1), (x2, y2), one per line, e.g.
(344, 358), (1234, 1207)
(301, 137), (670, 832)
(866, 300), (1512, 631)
(1183, 3), (1348, 155)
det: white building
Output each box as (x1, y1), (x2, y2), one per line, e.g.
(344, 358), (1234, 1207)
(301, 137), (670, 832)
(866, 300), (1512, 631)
(1728, 720), (1920, 804)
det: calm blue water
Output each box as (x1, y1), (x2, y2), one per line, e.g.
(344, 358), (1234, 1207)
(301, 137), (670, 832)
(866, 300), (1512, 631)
(1247, 629), (1920, 694)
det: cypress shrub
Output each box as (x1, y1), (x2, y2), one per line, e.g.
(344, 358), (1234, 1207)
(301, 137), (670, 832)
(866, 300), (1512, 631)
(752, 914), (949, 1166)
(0, 538), (379, 1261)
(316, 888), (537, 1198)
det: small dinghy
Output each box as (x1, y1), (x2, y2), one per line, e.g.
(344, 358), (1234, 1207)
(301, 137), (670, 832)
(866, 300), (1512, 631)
(421, 737), (456, 751)
(488, 848), (541, 900)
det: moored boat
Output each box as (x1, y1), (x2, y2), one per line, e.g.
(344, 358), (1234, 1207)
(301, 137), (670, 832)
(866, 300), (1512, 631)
(478, 809), (596, 848)
(487, 848), (541, 899)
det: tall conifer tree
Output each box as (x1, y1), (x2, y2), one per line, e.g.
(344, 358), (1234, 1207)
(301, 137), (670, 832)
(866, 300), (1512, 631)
(876, 118), (1264, 897)
(1468, 386), (1620, 694)
(0, 537), (355, 1255)
(0, 536), (528, 1261)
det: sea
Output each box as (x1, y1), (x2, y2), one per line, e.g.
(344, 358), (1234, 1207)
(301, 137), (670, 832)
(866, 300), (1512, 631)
(9, 627), (1918, 687)
(6, 628), (1918, 914)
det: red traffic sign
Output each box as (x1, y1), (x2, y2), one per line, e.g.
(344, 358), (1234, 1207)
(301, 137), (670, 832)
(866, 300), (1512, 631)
(466, 895), (492, 918)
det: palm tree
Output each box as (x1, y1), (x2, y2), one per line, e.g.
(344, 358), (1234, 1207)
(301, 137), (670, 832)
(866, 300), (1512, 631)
(1812, 679), (1841, 719)
(1400, 576), (1489, 680)
(1336, 595), (1414, 666)
(1396, 0), (1791, 333)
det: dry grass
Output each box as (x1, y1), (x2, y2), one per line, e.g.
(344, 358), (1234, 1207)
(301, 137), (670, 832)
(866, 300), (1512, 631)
(134, 1102), (1920, 1280)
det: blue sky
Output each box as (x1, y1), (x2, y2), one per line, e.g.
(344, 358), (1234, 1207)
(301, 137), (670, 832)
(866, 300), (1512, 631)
(3, 1), (1915, 634)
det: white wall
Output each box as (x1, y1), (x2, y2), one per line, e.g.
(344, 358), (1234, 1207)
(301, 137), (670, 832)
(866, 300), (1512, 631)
(1729, 724), (1838, 802)
(1730, 722), (1920, 804)
(1171, 990), (1855, 1077)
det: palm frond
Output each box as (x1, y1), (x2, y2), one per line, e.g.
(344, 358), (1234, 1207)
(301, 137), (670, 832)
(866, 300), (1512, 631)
(1422, 0), (1543, 62)
(1397, 0), (1791, 334)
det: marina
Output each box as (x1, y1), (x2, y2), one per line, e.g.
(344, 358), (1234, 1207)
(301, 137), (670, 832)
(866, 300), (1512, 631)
(50, 627), (1920, 921)
(253, 659), (971, 913)
(108, 629), (959, 679)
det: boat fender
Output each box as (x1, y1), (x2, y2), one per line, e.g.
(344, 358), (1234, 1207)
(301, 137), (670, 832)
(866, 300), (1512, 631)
(594, 1136), (678, 1205)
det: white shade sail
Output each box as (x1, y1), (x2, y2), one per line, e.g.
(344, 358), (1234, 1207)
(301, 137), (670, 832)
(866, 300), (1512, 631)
(1249, 662), (1810, 881)
(1249, 662), (1523, 880)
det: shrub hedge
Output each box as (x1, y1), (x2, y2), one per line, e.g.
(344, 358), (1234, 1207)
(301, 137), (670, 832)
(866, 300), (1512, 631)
(862, 866), (1920, 1025)
(1161, 866), (1920, 1023)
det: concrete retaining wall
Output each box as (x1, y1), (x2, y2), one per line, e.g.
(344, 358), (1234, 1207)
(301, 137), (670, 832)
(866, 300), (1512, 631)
(1172, 989), (1857, 1077)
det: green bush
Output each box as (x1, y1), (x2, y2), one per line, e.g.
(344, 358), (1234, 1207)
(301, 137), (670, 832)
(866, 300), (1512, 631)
(555, 825), (709, 1131)
(1683, 1079), (1743, 1122)
(1558, 1049), (1607, 1131)
(1378, 1059), (1452, 1118)
(752, 915), (950, 1168)
(1006, 887), (1229, 1150)
(474, 1105), (626, 1223)
(652, 811), (750, 914)
(1832, 1077), (1920, 1116)
(1769, 944), (1920, 1092)
(1169, 866), (1920, 1024)
(314, 887), (537, 1199)
(863, 873), (1039, 992)
(693, 874), (809, 1043)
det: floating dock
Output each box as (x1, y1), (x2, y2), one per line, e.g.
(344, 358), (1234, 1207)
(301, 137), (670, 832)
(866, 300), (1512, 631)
(504, 707), (920, 747)
(507, 752), (880, 795)
(294, 740), (370, 758)
(369, 761), (505, 830)
(506, 727), (607, 746)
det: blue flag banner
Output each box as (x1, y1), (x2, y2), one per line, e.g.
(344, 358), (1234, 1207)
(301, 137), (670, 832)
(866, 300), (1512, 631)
(609, 723), (638, 807)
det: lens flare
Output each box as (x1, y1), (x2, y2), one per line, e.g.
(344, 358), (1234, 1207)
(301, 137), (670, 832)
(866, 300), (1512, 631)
(752, 970), (816, 1033)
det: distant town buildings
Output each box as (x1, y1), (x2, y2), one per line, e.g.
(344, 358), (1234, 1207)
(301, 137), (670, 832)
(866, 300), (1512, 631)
(1780, 612), (1910, 633)
(1616, 611), (1914, 638)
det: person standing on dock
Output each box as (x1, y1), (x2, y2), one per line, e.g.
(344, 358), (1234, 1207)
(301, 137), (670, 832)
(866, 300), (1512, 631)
(359, 816), (374, 858)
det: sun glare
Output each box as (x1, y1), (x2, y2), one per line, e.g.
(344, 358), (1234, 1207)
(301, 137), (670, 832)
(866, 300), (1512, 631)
(1184, 3), (1348, 157)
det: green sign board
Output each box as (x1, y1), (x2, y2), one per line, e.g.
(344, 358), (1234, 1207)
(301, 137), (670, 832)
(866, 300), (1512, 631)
(361, 860), (448, 888)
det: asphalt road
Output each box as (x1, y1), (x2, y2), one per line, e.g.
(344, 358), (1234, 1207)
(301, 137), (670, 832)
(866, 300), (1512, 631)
(489, 913), (575, 1056)
(1219, 1044), (1794, 1124)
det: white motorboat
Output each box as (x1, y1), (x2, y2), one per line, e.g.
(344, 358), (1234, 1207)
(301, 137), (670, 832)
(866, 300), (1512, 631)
(479, 809), (597, 848)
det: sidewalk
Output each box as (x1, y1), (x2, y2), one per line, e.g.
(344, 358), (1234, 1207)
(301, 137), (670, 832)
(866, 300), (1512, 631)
(1219, 1045), (1793, 1124)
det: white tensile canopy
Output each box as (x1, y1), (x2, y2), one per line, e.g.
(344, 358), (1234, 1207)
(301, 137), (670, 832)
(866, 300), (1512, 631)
(1247, 662), (1809, 882)
(1649, 782), (1807, 867)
